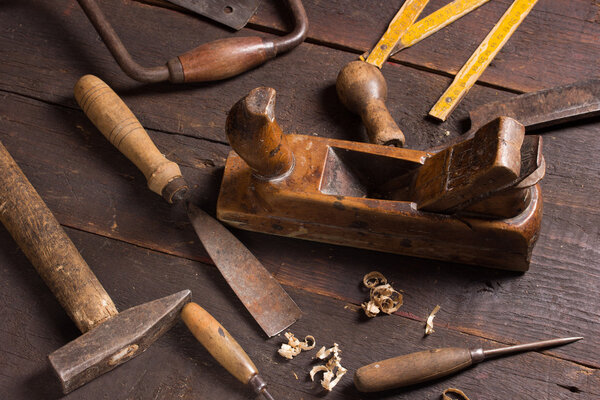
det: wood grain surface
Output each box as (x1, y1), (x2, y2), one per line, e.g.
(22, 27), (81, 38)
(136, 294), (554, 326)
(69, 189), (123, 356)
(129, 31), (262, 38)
(1, 0), (598, 399)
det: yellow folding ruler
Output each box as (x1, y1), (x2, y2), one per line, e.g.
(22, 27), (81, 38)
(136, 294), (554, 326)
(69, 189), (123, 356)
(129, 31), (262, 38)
(429, 0), (539, 121)
(364, 0), (430, 68)
(392, 0), (491, 53)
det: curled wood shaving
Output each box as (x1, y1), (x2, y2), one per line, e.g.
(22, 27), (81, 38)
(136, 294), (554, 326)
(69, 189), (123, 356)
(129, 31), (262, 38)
(363, 271), (387, 288)
(361, 272), (403, 317)
(278, 332), (316, 359)
(425, 305), (441, 335)
(310, 343), (347, 391)
(442, 388), (471, 400)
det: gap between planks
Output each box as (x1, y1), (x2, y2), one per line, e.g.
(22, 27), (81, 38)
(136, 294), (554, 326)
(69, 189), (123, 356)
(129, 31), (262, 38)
(56, 220), (598, 372)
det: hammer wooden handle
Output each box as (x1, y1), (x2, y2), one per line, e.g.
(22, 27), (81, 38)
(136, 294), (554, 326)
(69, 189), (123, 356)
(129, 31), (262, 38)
(0, 141), (117, 333)
(181, 302), (258, 384)
(74, 75), (187, 203)
(173, 37), (276, 82)
(354, 347), (473, 392)
(336, 61), (405, 146)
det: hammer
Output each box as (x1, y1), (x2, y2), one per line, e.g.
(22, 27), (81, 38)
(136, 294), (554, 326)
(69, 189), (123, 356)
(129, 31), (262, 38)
(0, 140), (191, 393)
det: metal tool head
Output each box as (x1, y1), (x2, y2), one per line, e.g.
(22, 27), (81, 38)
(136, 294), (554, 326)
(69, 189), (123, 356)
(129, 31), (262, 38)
(48, 289), (191, 393)
(187, 203), (301, 337)
(165, 0), (260, 30)
(469, 79), (600, 134)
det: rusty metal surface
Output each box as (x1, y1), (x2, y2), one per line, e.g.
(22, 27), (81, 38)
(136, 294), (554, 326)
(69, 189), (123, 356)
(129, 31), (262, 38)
(165, 0), (260, 30)
(469, 79), (600, 134)
(48, 290), (191, 393)
(187, 204), (301, 337)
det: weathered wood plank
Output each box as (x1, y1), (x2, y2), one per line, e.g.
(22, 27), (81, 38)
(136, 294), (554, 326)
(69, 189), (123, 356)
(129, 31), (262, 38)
(1, 90), (598, 369)
(2, 0), (599, 149)
(136, 0), (600, 92)
(1, 227), (598, 399)
(250, 0), (600, 92)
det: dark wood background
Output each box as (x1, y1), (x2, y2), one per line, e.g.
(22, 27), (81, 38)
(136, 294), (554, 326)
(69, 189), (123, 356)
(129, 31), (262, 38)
(1, 0), (598, 398)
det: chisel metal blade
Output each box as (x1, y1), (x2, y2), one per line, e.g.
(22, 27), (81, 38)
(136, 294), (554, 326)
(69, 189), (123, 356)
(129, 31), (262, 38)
(188, 203), (301, 337)
(164, 0), (260, 30)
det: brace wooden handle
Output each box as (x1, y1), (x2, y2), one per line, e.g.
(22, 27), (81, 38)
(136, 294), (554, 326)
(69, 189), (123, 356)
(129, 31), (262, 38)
(226, 87), (294, 179)
(170, 37), (277, 83)
(181, 302), (258, 384)
(0, 141), (117, 333)
(74, 75), (187, 203)
(354, 347), (473, 392)
(336, 61), (405, 146)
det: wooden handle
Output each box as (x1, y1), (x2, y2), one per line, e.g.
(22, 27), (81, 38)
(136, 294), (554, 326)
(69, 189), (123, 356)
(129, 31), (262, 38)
(74, 75), (187, 203)
(354, 347), (473, 392)
(0, 141), (117, 333)
(170, 37), (277, 83)
(181, 302), (258, 384)
(226, 87), (294, 179)
(336, 61), (405, 146)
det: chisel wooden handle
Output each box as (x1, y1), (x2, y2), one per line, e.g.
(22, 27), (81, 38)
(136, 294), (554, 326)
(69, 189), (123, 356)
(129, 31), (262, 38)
(0, 141), (117, 333)
(74, 75), (188, 203)
(181, 302), (258, 384)
(336, 61), (405, 146)
(354, 347), (473, 392)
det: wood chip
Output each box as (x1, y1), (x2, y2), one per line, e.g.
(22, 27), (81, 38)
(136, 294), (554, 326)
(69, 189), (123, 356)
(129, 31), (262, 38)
(442, 388), (471, 400)
(361, 271), (403, 317)
(425, 304), (441, 335)
(278, 332), (316, 359)
(310, 343), (347, 391)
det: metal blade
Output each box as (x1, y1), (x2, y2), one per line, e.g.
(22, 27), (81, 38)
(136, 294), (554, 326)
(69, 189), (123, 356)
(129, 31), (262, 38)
(187, 203), (301, 337)
(483, 336), (583, 359)
(164, 0), (260, 30)
(49, 290), (191, 393)
(469, 79), (600, 134)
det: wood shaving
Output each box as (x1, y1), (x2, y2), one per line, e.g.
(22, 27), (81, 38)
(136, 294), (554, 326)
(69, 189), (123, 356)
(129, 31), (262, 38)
(425, 305), (441, 335)
(310, 343), (347, 391)
(442, 388), (471, 400)
(361, 271), (403, 317)
(278, 332), (315, 359)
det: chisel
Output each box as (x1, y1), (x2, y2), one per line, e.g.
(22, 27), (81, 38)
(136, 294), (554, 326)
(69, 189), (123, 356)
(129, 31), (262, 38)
(354, 336), (583, 392)
(74, 74), (301, 338)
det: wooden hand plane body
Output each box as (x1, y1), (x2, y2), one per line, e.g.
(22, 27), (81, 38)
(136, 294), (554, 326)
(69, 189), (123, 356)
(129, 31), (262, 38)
(217, 88), (544, 271)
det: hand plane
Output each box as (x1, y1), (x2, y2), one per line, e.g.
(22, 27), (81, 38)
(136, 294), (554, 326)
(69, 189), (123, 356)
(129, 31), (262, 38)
(216, 87), (544, 271)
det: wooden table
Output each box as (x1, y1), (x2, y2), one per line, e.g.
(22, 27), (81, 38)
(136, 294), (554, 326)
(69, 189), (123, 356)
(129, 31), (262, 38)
(1, 1), (599, 398)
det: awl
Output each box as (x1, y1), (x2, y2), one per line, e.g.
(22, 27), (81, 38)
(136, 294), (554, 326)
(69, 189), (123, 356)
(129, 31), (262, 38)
(74, 74), (301, 337)
(0, 141), (190, 393)
(354, 336), (583, 392)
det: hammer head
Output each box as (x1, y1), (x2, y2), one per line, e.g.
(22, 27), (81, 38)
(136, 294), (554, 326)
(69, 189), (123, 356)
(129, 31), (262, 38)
(48, 289), (191, 393)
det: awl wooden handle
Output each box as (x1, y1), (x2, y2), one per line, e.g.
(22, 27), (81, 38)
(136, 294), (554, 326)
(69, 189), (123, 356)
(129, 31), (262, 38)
(181, 302), (258, 384)
(0, 141), (117, 333)
(354, 347), (473, 392)
(74, 75), (187, 203)
(336, 61), (405, 146)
